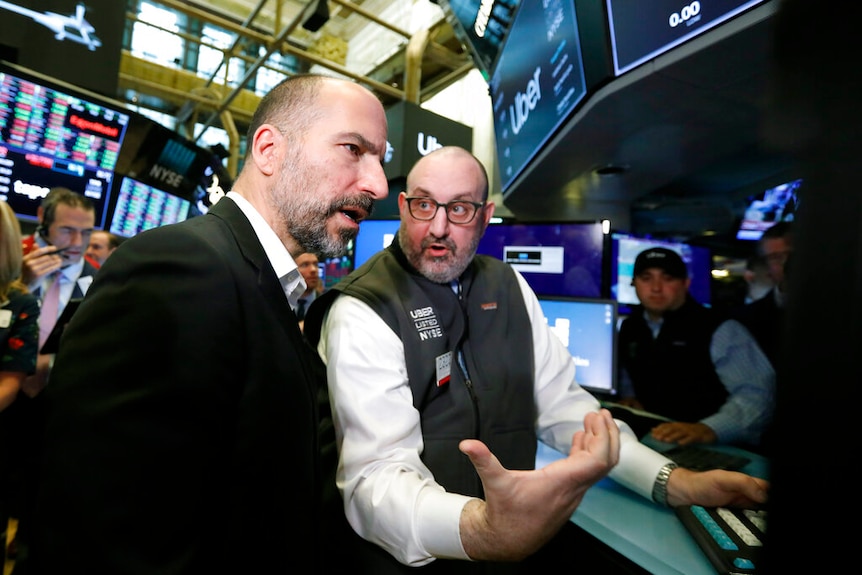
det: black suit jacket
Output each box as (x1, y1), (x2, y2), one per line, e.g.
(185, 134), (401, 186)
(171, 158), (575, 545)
(29, 198), (332, 574)
(732, 289), (784, 368)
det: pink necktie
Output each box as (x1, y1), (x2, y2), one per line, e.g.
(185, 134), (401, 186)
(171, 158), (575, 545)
(39, 272), (62, 350)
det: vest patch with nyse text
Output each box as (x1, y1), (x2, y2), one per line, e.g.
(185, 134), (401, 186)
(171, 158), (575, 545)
(410, 306), (443, 341)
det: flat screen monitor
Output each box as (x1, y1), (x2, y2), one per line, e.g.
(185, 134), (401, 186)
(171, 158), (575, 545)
(107, 175), (190, 238)
(476, 221), (605, 298)
(610, 232), (712, 314)
(354, 219), (400, 269)
(114, 113), (218, 201)
(606, 0), (768, 76)
(0, 1), (125, 95)
(322, 250), (354, 291)
(735, 178), (801, 241)
(0, 63), (130, 228)
(437, 0), (521, 76)
(490, 0), (587, 193)
(537, 296), (618, 397)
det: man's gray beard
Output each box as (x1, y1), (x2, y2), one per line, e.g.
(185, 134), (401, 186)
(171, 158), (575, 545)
(400, 228), (481, 284)
(273, 155), (372, 259)
(290, 209), (354, 259)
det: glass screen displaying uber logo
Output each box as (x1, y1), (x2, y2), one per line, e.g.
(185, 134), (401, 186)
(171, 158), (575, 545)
(489, 0), (587, 194)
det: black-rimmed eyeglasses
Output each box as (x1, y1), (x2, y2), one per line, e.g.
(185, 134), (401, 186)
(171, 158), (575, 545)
(404, 196), (485, 224)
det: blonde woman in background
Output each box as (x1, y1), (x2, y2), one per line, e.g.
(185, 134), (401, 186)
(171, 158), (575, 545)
(0, 200), (39, 411)
(0, 199), (40, 566)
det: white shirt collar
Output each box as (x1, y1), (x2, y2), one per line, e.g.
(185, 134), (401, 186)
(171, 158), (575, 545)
(226, 191), (307, 306)
(59, 257), (85, 283)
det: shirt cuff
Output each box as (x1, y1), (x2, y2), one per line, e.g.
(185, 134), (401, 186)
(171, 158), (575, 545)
(609, 434), (674, 499)
(416, 489), (475, 560)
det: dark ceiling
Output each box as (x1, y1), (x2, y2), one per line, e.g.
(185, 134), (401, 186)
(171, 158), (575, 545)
(500, 1), (790, 258)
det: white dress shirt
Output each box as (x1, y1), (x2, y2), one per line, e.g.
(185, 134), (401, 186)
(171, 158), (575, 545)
(318, 269), (672, 566)
(226, 192), (305, 307)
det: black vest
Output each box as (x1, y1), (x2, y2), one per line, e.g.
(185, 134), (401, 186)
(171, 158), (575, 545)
(305, 241), (554, 574)
(308, 240), (538, 494)
(618, 296), (728, 422)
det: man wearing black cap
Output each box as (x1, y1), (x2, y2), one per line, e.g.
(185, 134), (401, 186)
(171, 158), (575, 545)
(617, 247), (775, 452)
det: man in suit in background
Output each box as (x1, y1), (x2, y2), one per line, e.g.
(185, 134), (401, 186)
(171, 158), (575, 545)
(295, 252), (321, 322)
(84, 230), (123, 268)
(617, 247), (775, 451)
(19, 187), (98, 397)
(732, 221), (793, 368)
(25, 73), (390, 575)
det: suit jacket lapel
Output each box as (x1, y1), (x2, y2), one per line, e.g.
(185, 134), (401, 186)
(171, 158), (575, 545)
(208, 197), (301, 339)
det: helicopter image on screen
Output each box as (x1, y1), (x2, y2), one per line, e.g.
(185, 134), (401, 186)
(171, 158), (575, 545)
(0, 1), (101, 51)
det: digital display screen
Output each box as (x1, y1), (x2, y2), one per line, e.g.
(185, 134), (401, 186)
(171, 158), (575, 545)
(537, 296), (618, 396)
(108, 176), (190, 238)
(606, 0), (767, 75)
(0, 0), (125, 95)
(322, 251), (354, 291)
(476, 222), (604, 298)
(610, 233), (712, 314)
(490, 0), (587, 193)
(438, 0), (521, 75)
(736, 178), (800, 241)
(354, 219), (400, 269)
(115, 114), (214, 200)
(0, 66), (129, 226)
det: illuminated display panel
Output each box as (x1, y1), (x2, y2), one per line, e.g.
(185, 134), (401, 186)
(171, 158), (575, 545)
(0, 64), (129, 227)
(354, 219), (400, 269)
(606, 0), (767, 76)
(490, 0), (587, 193)
(610, 232), (712, 314)
(476, 221), (604, 298)
(438, 0), (520, 76)
(537, 296), (618, 397)
(108, 175), (190, 238)
(735, 178), (800, 241)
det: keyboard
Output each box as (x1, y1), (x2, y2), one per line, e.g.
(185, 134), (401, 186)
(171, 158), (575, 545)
(602, 402), (669, 439)
(676, 505), (767, 574)
(662, 445), (751, 472)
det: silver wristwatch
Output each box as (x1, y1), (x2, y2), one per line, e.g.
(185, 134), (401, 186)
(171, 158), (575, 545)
(652, 462), (678, 506)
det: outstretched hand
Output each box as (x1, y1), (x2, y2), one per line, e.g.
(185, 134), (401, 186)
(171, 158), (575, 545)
(457, 409), (620, 562)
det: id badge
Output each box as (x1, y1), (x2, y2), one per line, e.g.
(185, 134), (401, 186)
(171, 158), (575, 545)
(435, 352), (452, 387)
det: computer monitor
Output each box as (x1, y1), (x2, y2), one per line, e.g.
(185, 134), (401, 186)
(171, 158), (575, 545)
(609, 232), (712, 315)
(476, 221), (605, 298)
(735, 178), (801, 241)
(0, 62), (131, 228)
(107, 175), (190, 238)
(536, 296), (618, 398)
(354, 219), (400, 269)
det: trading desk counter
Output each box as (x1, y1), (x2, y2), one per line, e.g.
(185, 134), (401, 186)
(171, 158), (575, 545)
(535, 439), (769, 575)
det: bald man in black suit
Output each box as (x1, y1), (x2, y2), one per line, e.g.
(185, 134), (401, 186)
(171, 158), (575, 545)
(25, 74), (390, 575)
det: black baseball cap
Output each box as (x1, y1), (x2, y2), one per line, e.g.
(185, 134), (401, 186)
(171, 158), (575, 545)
(633, 247), (688, 279)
